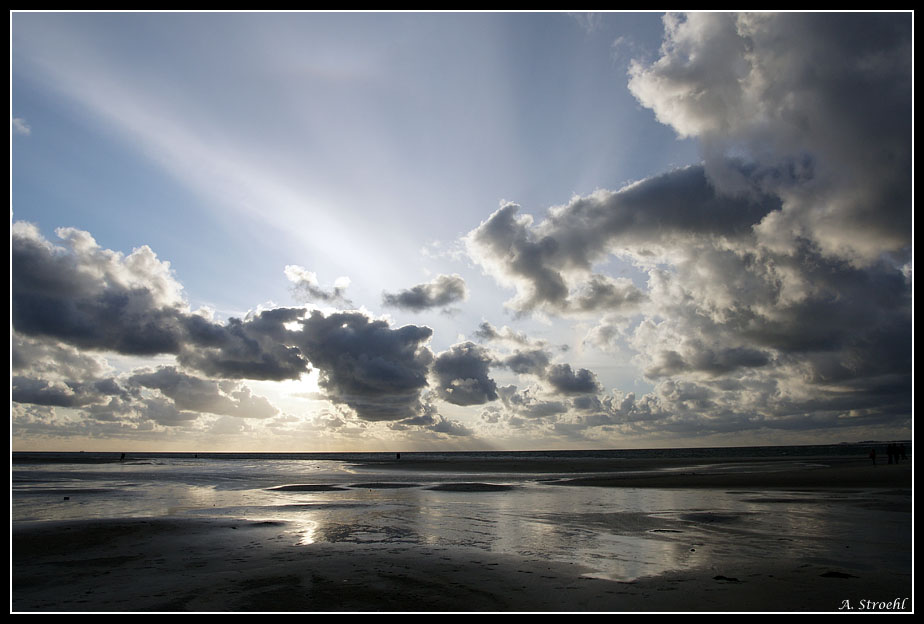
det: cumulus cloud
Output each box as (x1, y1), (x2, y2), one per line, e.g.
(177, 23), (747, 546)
(496, 385), (568, 421)
(11, 223), (442, 425)
(12, 224), (307, 382)
(392, 402), (476, 437)
(546, 364), (601, 395)
(10, 13), (911, 447)
(627, 12), (912, 264)
(465, 167), (777, 315)
(462, 12), (911, 440)
(177, 307), (311, 381)
(499, 349), (551, 377)
(12, 221), (189, 355)
(293, 310), (434, 421)
(382, 274), (467, 312)
(431, 342), (498, 406)
(13, 333), (113, 382)
(11, 376), (121, 408)
(130, 366), (278, 419)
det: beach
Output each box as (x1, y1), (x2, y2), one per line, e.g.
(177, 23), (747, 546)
(11, 452), (913, 612)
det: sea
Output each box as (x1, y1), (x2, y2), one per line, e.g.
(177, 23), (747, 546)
(11, 444), (912, 583)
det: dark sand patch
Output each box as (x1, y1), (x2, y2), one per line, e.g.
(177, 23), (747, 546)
(348, 482), (421, 489)
(268, 484), (347, 492)
(554, 463), (911, 490)
(677, 512), (750, 524)
(427, 483), (516, 492)
(17, 488), (119, 495)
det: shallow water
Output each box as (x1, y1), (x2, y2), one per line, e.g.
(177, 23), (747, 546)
(11, 451), (911, 582)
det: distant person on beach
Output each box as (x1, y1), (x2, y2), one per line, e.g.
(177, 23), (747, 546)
(396, 453), (401, 461)
(869, 448), (876, 466)
(120, 453), (126, 462)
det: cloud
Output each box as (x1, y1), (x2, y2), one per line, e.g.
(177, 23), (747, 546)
(627, 12), (912, 264)
(10, 13), (911, 447)
(461, 12), (911, 440)
(499, 349), (551, 377)
(465, 166), (778, 315)
(431, 342), (498, 406)
(178, 307), (311, 381)
(496, 385), (568, 421)
(293, 310), (434, 421)
(12, 333), (113, 382)
(12, 117), (31, 135)
(392, 403), (476, 437)
(140, 396), (201, 427)
(11, 223), (312, 381)
(11, 376), (121, 408)
(12, 221), (189, 355)
(545, 363), (601, 395)
(285, 265), (352, 307)
(382, 274), (467, 312)
(130, 366), (278, 419)
(472, 321), (551, 349)
(11, 223), (439, 424)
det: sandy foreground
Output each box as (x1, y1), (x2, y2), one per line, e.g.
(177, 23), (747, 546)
(11, 460), (913, 613)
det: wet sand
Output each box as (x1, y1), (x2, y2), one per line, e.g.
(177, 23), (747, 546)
(11, 460), (912, 612)
(354, 454), (913, 488)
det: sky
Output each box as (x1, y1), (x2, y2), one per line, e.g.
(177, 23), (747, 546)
(11, 11), (913, 452)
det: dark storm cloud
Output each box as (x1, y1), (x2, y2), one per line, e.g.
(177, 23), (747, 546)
(431, 342), (498, 406)
(293, 310), (434, 421)
(382, 274), (468, 312)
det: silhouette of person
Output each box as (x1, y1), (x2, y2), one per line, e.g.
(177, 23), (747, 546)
(869, 448), (877, 466)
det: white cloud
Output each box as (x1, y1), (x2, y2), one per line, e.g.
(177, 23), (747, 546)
(12, 117), (31, 135)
